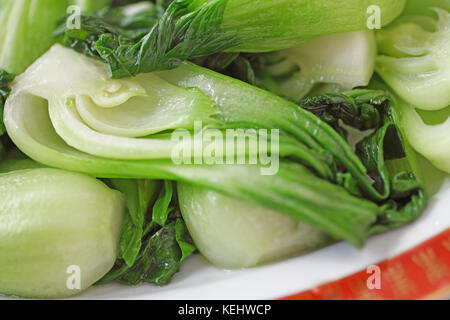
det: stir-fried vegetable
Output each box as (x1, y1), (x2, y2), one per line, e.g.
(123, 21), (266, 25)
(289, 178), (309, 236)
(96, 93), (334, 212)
(376, 0), (450, 173)
(0, 0), (442, 299)
(4, 45), (426, 249)
(0, 168), (124, 298)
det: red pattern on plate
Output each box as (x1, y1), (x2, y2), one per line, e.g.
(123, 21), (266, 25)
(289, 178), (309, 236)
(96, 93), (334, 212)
(282, 229), (450, 300)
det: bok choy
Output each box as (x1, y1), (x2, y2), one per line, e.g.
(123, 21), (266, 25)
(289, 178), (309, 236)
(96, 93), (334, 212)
(0, 0), (437, 298)
(376, 0), (450, 110)
(4, 45), (426, 252)
(376, 0), (450, 173)
(0, 168), (124, 298)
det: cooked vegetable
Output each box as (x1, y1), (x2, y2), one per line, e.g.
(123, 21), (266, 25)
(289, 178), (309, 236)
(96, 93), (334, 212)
(260, 30), (377, 102)
(0, 168), (124, 298)
(100, 180), (196, 285)
(0, 0), (436, 297)
(189, 0), (406, 52)
(394, 98), (450, 174)
(178, 183), (332, 269)
(376, 0), (450, 110)
(111, 179), (159, 267)
(57, 0), (406, 78)
(4, 45), (426, 251)
(375, 0), (450, 173)
(0, 0), (67, 74)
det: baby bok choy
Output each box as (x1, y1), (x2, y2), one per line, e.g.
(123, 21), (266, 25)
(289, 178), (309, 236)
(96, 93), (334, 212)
(375, 0), (450, 173)
(0, 168), (124, 298)
(4, 44), (427, 258)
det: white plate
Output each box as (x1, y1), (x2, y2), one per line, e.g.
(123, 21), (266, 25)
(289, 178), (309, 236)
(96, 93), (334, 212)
(71, 178), (450, 300)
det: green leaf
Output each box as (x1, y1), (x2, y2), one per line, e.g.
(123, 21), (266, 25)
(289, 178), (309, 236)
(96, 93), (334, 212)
(152, 180), (174, 227)
(175, 218), (196, 262)
(110, 179), (158, 267)
(95, 0), (240, 78)
(300, 92), (384, 139)
(57, 0), (241, 78)
(120, 218), (186, 286)
(371, 172), (427, 234)
(98, 179), (196, 286)
(355, 123), (404, 198)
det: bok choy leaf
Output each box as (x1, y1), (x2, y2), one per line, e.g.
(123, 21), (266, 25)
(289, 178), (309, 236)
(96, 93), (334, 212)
(98, 180), (196, 286)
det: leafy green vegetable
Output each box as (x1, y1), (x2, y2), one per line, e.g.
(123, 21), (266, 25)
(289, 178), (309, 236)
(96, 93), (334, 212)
(374, 0), (450, 173)
(152, 180), (174, 226)
(57, 0), (406, 78)
(0, 168), (124, 298)
(376, 0), (450, 110)
(99, 181), (196, 286)
(0, 0), (434, 297)
(0, 0), (68, 74)
(177, 93), (426, 269)
(188, 0), (406, 52)
(298, 92), (384, 139)
(110, 179), (158, 267)
(57, 0), (241, 78)
(3, 45), (427, 249)
(55, 0), (169, 52)
(118, 216), (195, 286)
